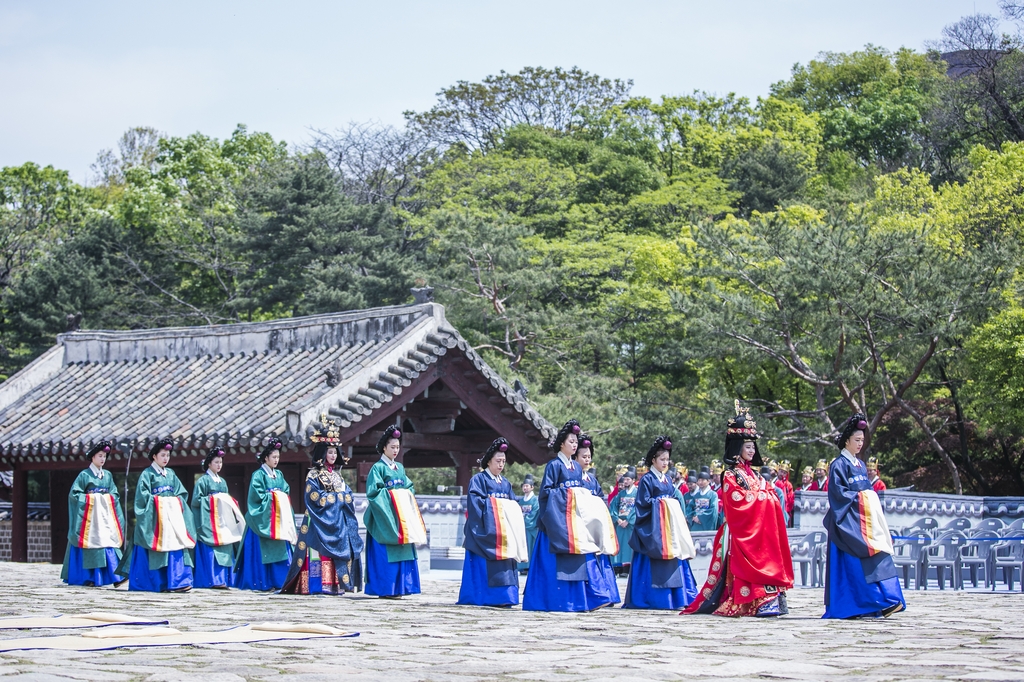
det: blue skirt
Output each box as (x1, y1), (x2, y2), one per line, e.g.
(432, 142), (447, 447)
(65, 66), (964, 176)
(457, 550), (519, 606)
(127, 546), (192, 592)
(622, 553), (697, 609)
(364, 534), (420, 596)
(586, 554), (621, 605)
(65, 547), (121, 587)
(234, 530), (291, 591)
(193, 542), (234, 588)
(522, 530), (614, 612)
(518, 528), (539, 571)
(823, 543), (906, 619)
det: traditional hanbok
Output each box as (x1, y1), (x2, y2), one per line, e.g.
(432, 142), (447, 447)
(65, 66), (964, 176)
(684, 462), (793, 616)
(581, 466), (619, 595)
(609, 483), (637, 569)
(624, 469), (697, 609)
(124, 463), (196, 592)
(363, 456), (426, 596)
(282, 464), (363, 594)
(517, 491), (540, 572)
(522, 453), (620, 612)
(823, 448), (905, 619)
(191, 470), (244, 588)
(235, 464), (296, 590)
(458, 470), (527, 606)
(61, 464), (125, 586)
(685, 486), (722, 531)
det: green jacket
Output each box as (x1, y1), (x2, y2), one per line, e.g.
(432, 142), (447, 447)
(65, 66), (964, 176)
(133, 465), (196, 570)
(244, 465), (292, 564)
(363, 458), (417, 563)
(191, 472), (239, 568)
(60, 467), (125, 581)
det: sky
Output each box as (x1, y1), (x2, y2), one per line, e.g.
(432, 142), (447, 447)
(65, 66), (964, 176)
(0, 0), (1008, 183)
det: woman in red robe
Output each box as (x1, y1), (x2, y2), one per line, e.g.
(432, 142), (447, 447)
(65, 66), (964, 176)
(683, 405), (794, 617)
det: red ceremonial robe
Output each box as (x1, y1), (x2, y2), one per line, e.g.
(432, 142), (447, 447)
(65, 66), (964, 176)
(683, 463), (794, 616)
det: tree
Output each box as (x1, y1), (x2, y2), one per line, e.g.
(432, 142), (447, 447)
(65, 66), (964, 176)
(405, 66), (632, 150)
(676, 211), (1014, 493)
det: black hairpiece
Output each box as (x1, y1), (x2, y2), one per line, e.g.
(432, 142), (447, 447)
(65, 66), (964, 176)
(87, 440), (114, 460)
(148, 437), (175, 460)
(836, 413), (869, 450)
(550, 419), (581, 453)
(478, 437), (509, 468)
(375, 426), (403, 455)
(258, 437), (283, 462)
(202, 447), (225, 470)
(643, 435), (673, 468)
(573, 432), (595, 460)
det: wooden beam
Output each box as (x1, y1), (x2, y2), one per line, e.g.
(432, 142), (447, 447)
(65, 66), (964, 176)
(11, 469), (28, 562)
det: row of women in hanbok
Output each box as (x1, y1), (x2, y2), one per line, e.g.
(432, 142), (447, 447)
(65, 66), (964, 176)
(61, 409), (904, 618)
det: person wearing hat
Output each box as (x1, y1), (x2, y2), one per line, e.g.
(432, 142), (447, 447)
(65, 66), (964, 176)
(191, 447), (245, 588)
(235, 437), (296, 591)
(799, 466), (814, 491)
(685, 470), (722, 532)
(684, 404), (793, 617)
(363, 426), (426, 598)
(523, 419), (619, 612)
(822, 414), (905, 619)
(121, 437), (196, 592)
(777, 461), (796, 526)
(609, 466), (638, 575)
(809, 460), (829, 492)
(623, 436), (698, 609)
(282, 416), (364, 595)
(709, 461), (724, 491)
(60, 440), (126, 587)
(575, 433), (619, 599)
(458, 438), (526, 607)
(760, 465), (789, 526)
(867, 457), (886, 493)
(606, 464), (628, 506)
(517, 473), (540, 573)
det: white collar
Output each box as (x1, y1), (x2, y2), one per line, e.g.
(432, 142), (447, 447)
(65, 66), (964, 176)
(557, 452), (575, 470)
(261, 463), (278, 478)
(487, 470), (503, 484)
(624, 483), (636, 493)
(206, 469), (222, 482)
(522, 491), (535, 500)
(150, 462), (166, 476)
(697, 485), (711, 494)
(651, 467), (667, 483)
(89, 463), (104, 478)
(380, 454), (398, 470)
(841, 448), (859, 465)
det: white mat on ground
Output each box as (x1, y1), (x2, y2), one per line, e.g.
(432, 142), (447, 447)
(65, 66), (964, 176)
(0, 622), (358, 651)
(0, 612), (169, 630)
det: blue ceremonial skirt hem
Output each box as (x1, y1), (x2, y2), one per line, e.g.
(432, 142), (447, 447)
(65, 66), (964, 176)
(127, 546), (192, 592)
(193, 542), (234, 588)
(234, 530), (291, 591)
(823, 543), (906, 619)
(457, 550), (519, 606)
(364, 535), (420, 596)
(65, 547), (121, 587)
(522, 530), (616, 612)
(622, 553), (697, 609)
(586, 554), (621, 605)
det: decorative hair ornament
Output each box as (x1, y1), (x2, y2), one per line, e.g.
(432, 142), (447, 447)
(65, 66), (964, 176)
(835, 413), (869, 449)
(203, 447), (226, 470)
(309, 411), (343, 445)
(550, 419), (581, 453)
(643, 435), (672, 468)
(148, 437), (175, 460)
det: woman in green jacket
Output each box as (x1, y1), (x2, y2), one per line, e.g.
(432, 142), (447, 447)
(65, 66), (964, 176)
(61, 440), (126, 586)
(235, 438), (296, 590)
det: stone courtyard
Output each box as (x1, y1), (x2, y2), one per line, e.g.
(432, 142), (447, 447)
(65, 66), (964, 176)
(0, 564), (1021, 681)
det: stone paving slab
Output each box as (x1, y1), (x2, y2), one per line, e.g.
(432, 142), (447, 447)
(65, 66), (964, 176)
(0, 563), (1021, 681)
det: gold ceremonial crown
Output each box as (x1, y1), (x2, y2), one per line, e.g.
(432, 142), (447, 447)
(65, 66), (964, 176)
(814, 459), (828, 471)
(710, 459), (724, 475)
(310, 412), (343, 445)
(674, 462), (688, 477)
(615, 464), (628, 475)
(779, 459), (792, 472)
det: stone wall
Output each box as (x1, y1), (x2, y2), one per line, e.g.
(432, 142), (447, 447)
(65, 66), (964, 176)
(0, 521), (51, 562)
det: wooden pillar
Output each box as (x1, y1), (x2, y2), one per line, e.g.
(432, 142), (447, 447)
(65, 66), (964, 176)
(356, 461), (372, 493)
(11, 469), (29, 562)
(453, 453), (472, 494)
(49, 470), (77, 564)
(283, 462), (305, 513)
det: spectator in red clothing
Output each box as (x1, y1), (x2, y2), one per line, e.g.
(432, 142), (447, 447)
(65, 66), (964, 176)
(867, 457), (887, 493)
(799, 466), (814, 491)
(776, 460), (795, 525)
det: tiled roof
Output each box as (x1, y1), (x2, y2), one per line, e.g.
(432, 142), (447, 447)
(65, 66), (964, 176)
(0, 303), (555, 462)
